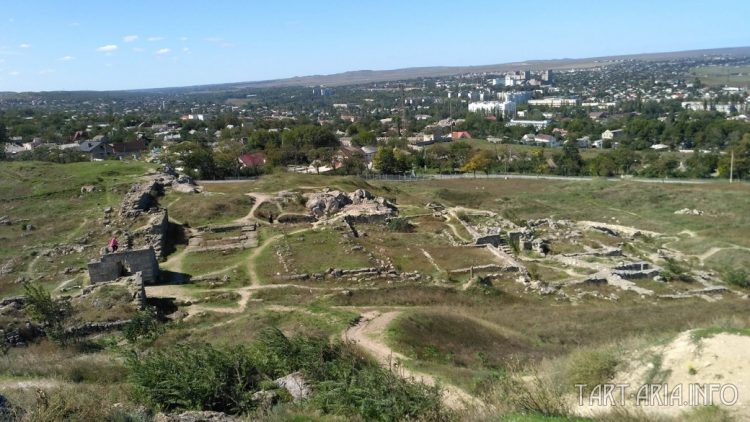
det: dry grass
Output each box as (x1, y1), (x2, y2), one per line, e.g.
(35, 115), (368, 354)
(167, 191), (254, 226)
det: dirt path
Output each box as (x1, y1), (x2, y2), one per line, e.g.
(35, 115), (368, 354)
(239, 192), (273, 224)
(0, 378), (61, 390)
(421, 249), (442, 272)
(698, 245), (750, 264)
(343, 310), (484, 411)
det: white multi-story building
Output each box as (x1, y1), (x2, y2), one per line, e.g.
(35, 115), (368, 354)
(527, 97), (579, 108)
(507, 119), (551, 130)
(497, 91), (531, 104)
(468, 101), (516, 117)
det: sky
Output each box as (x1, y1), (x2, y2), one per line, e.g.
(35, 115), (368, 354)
(0, 0), (749, 92)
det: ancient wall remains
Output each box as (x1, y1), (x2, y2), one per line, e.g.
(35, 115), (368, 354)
(87, 247), (159, 284)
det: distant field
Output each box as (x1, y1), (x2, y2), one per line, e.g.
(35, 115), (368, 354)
(690, 65), (750, 86)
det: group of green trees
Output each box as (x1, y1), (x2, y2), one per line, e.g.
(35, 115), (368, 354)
(460, 103), (750, 152)
(367, 135), (750, 180)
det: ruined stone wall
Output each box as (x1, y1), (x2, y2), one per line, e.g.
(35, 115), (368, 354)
(88, 248), (159, 284)
(474, 234), (505, 248)
(130, 209), (169, 258)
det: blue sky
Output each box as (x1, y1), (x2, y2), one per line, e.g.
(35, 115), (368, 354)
(1, 0), (749, 92)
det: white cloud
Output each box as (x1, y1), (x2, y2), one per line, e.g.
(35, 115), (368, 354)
(132, 47), (144, 53)
(147, 36), (164, 42)
(59, 55), (74, 61)
(9, 71), (20, 76)
(155, 48), (170, 55)
(96, 44), (118, 53)
(179, 36), (188, 42)
(182, 47), (190, 53)
(38, 69), (55, 75)
(19, 43), (31, 49)
(123, 35), (138, 43)
(69, 22), (80, 27)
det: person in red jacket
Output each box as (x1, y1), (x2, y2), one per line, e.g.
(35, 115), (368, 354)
(108, 237), (119, 253)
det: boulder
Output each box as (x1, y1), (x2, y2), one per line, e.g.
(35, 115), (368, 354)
(349, 189), (374, 204)
(305, 190), (352, 217)
(274, 372), (311, 401)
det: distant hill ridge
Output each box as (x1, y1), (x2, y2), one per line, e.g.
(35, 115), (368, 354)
(3, 45), (750, 95)
(168, 46), (750, 93)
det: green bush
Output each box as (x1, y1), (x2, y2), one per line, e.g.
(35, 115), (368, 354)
(386, 217), (414, 233)
(23, 283), (72, 344)
(724, 268), (749, 288)
(123, 311), (163, 344)
(126, 328), (449, 420)
(127, 343), (259, 414)
(565, 349), (620, 393)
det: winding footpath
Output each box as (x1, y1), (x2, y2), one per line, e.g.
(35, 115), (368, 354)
(342, 310), (485, 411)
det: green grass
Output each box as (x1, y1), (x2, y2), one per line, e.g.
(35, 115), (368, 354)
(387, 310), (534, 369)
(181, 249), (253, 277)
(167, 191), (254, 226)
(691, 326), (750, 342)
(260, 228), (373, 280)
(0, 161), (154, 295)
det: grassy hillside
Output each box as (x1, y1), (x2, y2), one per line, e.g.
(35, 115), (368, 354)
(2, 165), (750, 420)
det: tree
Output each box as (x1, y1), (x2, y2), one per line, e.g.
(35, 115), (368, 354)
(307, 147), (334, 174)
(373, 147), (397, 174)
(0, 123), (7, 160)
(718, 134), (750, 180)
(556, 143), (584, 176)
(23, 283), (72, 344)
(351, 130), (376, 147)
(449, 141), (472, 171)
(461, 150), (493, 177)
(167, 142), (218, 179)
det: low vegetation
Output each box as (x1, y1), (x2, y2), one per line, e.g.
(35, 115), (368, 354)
(127, 328), (449, 420)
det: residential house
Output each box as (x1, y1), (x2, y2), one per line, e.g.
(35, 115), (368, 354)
(589, 111), (608, 121)
(79, 139), (114, 160)
(451, 131), (472, 140)
(601, 129), (625, 141)
(113, 139), (147, 158)
(238, 152), (267, 169)
(361, 145), (377, 168)
(575, 136), (591, 148)
(521, 134), (558, 148)
(334, 146), (365, 169)
(507, 119), (551, 130)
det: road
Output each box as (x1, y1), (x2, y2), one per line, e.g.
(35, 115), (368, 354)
(199, 173), (738, 186)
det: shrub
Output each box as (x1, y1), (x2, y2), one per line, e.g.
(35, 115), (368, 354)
(386, 217), (414, 233)
(127, 343), (260, 414)
(126, 328), (449, 420)
(496, 367), (570, 417)
(123, 311), (163, 344)
(23, 283), (72, 345)
(724, 268), (749, 288)
(565, 349), (620, 393)
(661, 258), (693, 282)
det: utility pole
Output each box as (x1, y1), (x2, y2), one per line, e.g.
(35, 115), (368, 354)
(730, 150), (734, 183)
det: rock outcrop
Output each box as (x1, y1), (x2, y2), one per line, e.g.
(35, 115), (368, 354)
(304, 189), (397, 221)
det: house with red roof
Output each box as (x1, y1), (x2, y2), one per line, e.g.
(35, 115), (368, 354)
(238, 152), (267, 169)
(451, 131), (472, 140)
